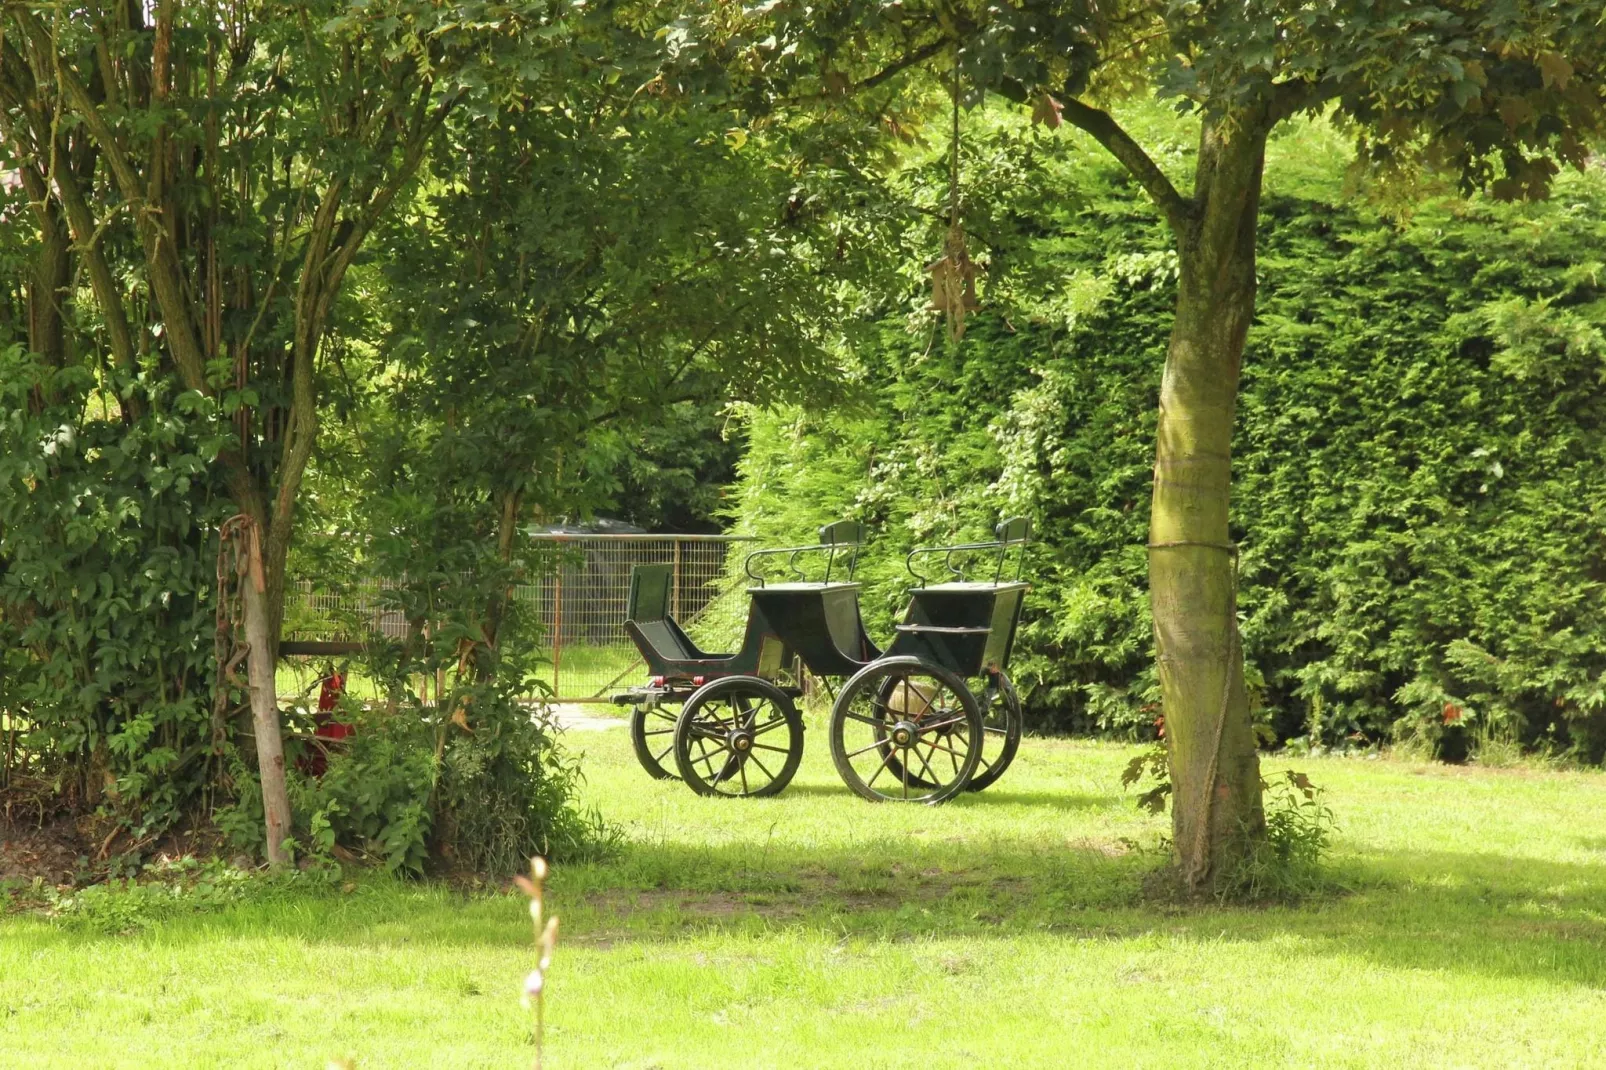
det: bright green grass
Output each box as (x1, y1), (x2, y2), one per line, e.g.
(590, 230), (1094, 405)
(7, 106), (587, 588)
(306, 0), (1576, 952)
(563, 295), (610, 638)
(4, 717), (1605, 1069)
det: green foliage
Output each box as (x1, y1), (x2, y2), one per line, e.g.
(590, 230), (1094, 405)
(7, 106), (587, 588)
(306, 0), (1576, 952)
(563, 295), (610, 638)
(25, 856), (282, 936)
(219, 657), (613, 877)
(1217, 771), (1337, 904)
(295, 706), (439, 876)
(1119, 743), (1171, 816)
(730, 110), (1606, 763)
(0, 349), (230, 828)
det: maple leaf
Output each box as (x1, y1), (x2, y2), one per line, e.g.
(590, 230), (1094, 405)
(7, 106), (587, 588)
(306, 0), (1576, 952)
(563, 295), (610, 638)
(1030, 92), (1063, 130)
(1537, 52), (1573, 90)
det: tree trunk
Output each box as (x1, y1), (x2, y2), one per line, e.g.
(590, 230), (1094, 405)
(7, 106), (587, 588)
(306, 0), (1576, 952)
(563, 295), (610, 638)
(477, 487), (524, 678)
(24, 182), (70, 369)
(1150, 117), (1268, 893)
(242, 569), (292, 865)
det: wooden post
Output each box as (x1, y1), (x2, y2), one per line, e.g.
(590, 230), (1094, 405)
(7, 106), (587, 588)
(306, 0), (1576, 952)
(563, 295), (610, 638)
(552, 563), (563, 699)
(672, 539), (682, 621)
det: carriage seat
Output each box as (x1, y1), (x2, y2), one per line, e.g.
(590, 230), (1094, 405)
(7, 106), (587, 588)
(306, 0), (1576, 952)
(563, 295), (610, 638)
(624, 564), (713, 662)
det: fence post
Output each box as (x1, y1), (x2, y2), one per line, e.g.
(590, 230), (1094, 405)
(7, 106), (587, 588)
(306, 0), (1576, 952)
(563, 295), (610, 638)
(672, 538), (682, 621)
(552, 557), (563, 699)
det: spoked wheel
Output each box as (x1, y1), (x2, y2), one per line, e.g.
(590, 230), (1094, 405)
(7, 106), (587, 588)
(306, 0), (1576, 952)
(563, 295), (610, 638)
(829, 657), (981, 804)
(875, 669), (1023, 793)
(630, 703), (681, 780)
(967, 671), (1023, 792)
(673, 677), (804, 798)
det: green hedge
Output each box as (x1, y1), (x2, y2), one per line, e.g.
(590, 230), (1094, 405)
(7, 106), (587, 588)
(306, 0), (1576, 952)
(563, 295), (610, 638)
(728, 116), (1606, 763)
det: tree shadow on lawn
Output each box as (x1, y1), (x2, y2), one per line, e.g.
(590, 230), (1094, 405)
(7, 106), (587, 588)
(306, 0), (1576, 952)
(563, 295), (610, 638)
(12, 837), (1603, 993)
(463, 840), (1606, 990)
(773, 782), (1117, 811)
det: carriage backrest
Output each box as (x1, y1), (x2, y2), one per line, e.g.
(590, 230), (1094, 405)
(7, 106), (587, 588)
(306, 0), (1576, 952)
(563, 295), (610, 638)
(745, 519), (869, 585)
(625, 563), (702, 662)
(627, 564), (673, 623)
(818, 520), (867, 547)
(995, 517), (1031, 546)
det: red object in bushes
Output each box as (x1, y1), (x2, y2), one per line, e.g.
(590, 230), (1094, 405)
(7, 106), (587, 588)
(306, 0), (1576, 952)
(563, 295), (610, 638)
(316, 671), (353, 741)
(299, 671), (353, 777)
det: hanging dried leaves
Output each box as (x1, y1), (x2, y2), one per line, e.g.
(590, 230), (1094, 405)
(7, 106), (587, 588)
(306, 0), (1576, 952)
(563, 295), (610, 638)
(927, 223), (979, 341)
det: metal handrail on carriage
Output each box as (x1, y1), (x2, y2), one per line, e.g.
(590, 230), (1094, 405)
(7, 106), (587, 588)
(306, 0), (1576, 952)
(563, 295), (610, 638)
(903, 516), (1030, 586)
(742, 519), (865, 586)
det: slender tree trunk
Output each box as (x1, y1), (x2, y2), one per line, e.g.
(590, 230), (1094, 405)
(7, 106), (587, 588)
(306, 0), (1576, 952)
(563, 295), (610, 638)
(1151, 117), (1268, 893)
(479, 487), (524, 673)
(24, 185), (70, 368)
(242, 570), (291, 865)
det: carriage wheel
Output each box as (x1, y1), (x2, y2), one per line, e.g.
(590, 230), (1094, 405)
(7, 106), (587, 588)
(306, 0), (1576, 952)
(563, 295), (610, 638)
(829, 657), (981, 805)
(874, 669), (1023, 793)
(630, 703), (680, 780)
(673, 677), (804, 798)
(966, 670), (1023, 792)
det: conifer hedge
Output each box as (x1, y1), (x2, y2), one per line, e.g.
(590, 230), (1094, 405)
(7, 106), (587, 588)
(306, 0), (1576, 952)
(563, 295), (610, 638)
(730, 117), (1606, 762)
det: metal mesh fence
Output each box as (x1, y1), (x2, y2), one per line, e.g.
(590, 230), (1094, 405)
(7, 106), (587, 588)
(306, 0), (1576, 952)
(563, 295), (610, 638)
(283, 535), (754, 702)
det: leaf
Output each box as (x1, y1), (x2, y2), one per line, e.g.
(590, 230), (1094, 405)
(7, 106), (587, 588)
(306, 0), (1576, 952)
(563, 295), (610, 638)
(1497, 96), (1536, 131)
(1536, 52), (1573, 90)
(1136, 785), (1170, 815)
(1030, 93), (1063, 130)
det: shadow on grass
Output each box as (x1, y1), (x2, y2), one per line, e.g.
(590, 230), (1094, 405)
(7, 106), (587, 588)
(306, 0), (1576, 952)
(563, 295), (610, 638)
(11, 837), (1604, 992)
(953, 789), (1119, 810)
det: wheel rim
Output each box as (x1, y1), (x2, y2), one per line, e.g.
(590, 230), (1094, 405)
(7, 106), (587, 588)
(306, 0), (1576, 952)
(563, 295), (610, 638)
(966, 672), (1022, 792)
(834, 665), (978, 803)
(679, 688), (797, 797)
(633, 705), (681, 779)
(872, 673), (1018, 792)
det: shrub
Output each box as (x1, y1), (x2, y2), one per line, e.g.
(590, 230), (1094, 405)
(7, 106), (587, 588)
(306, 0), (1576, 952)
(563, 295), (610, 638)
(1217, 772), (1338, 904)
(0, 350), (231, 830)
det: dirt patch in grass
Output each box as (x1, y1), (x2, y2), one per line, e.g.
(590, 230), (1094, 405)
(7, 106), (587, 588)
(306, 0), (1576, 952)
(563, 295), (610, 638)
(570, 866), (1049, 932)
(2, 790), (228, 897)
(0, 811), (90, 887)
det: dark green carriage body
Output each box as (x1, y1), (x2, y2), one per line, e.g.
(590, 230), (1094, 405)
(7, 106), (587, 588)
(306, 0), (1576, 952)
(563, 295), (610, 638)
(886, 581), (1028, 678)
(621, 521), (871, 685)
(622, 564), (788, 682)
(746, 582), (880, 678)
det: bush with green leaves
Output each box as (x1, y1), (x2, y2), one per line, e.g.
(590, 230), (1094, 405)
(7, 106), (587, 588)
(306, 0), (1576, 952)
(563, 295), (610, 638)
(220, 610), (613, 877)
(729, 111), (1606, 763)
(0, 348), (231, 828)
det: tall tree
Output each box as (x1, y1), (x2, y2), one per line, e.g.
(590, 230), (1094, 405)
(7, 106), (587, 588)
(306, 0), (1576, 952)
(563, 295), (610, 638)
(665, 0), (1606, 890)
(316, 64), (898, 678)
(0, 0), (584, 862)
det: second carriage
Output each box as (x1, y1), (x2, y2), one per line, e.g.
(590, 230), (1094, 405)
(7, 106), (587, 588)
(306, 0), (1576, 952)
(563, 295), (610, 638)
(613, 519), (1030, 804)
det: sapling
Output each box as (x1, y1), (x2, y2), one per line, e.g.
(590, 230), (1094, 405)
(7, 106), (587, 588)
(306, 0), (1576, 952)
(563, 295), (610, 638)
(514, 857), (560, 1070)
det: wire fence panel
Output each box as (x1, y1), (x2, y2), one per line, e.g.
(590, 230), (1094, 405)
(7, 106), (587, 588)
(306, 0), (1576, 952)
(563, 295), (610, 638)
(283, 535), (754, 702)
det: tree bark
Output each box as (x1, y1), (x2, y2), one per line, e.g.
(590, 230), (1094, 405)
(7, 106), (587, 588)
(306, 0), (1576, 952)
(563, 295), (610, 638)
(23, 175), (70, 369)
(1150, 115), (1268, 893)
(242, 568), (291, 865)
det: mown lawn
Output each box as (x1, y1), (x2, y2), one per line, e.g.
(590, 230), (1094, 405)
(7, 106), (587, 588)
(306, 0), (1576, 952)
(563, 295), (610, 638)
(3, 713), (1605, 1069)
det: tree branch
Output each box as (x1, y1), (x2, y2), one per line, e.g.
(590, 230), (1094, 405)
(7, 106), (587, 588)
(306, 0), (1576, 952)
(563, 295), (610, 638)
(780, 35), (951, 107)
(1059, 97), (1193, 233)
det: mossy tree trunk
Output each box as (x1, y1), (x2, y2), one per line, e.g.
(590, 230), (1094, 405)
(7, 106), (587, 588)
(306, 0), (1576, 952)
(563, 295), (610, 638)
(1149, 114), (1270, 892)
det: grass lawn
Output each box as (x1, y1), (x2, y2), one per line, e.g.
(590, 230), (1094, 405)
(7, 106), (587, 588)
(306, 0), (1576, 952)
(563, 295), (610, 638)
(3, 714), (1605, 1069)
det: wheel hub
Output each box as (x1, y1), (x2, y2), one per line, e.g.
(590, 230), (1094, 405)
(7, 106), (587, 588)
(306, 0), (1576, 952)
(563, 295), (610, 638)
(889, 720), (918, 748)
(729, 729), (754, 753)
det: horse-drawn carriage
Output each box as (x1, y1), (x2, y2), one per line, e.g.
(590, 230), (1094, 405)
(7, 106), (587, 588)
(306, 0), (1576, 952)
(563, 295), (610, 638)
(612, 519), (1029, 804)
